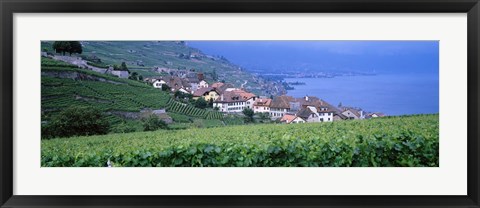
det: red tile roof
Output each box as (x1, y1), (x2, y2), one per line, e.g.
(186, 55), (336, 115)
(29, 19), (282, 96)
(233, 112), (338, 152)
(280, 114), (298, 124)
(253, 98), (272, 107)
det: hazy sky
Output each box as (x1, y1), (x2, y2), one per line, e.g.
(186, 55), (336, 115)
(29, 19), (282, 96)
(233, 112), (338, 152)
(188, 41), (439, 75)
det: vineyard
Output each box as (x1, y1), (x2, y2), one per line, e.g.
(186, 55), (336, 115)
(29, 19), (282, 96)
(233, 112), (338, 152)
(41, 57), (223, 120)
(41, 114), (439, 167)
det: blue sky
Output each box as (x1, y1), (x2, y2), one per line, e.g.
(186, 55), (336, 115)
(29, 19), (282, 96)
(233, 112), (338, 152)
(188, 41), (439, 75)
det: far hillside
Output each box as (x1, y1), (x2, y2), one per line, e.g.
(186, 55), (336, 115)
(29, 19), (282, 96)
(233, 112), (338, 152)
(41, 41), (286, 96)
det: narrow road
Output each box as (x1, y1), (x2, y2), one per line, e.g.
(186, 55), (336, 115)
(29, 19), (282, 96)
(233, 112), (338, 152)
(241, 80), (248, 88)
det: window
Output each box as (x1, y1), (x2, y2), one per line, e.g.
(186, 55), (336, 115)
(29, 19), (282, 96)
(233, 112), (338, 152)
(328, 118), (331, 121)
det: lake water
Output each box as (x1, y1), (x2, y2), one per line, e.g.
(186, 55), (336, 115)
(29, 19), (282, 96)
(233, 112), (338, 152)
(284, 74), (439, 116)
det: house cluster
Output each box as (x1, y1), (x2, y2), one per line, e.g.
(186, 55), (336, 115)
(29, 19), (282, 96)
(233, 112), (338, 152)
(145, 72), (209, 94)
(144, 72), (385, 124)
(274, 96), (386, 124)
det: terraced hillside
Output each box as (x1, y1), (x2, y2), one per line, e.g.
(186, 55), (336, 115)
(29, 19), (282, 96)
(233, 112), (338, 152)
(41, 41), (286, 96)
(41, 57), (223, 126)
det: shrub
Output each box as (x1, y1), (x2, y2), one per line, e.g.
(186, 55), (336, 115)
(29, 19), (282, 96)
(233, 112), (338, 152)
(42, 106), (110, 139)
(242, 108), (254, 123)
(142, 115), (169, 131)
(194, 97), (208, 109)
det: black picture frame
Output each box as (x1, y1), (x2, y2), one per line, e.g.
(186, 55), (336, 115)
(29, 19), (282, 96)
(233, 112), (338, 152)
(1, 0), (479, 207)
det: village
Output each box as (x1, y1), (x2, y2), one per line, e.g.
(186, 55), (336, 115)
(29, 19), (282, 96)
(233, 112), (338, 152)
(143, 71), (386, 124)
(41, 47), (386, 125)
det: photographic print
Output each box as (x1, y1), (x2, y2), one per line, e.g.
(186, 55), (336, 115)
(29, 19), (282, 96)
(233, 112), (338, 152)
(40, 41), (439, 167)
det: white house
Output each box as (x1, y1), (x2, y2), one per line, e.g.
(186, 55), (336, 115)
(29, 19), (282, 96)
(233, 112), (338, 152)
(269, 95), (294, 119)
(316, 106), (334, 122)
(280, 114), (306, 124)
(342, 108), (363, 120)
(295, 105), (334, 123)
(370, 112), (385, 118)
(213, 90), (256, 113)
(199, 80), (209, 88)
(153, 79), (167, 89)
(253, 98), (272, 113)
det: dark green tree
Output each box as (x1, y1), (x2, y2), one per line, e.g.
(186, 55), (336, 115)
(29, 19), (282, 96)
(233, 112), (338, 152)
(242, 108), (254, 123)
(52, 41), (82, 56)
(161, 84), (171, 92)
(208, 98), (214, 107)
(68, 41), (83, 55)
(129, 72), (139, 80)
(194, 97), (208, 109)
(41, 106), (109, 139)
(120, 62), (130, 72)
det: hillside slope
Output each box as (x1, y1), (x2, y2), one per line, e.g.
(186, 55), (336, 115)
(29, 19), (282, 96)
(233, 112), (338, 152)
(41, 57), (223, 126)
(41, 41), (285, 96)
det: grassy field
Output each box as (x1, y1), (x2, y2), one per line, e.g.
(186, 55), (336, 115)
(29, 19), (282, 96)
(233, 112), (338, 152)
(41, 114), (439, 167)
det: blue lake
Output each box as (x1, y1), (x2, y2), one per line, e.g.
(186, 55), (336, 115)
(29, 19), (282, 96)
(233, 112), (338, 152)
(284, 74), (439, 116)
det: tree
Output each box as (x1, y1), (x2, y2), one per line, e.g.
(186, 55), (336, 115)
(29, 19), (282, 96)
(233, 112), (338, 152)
(52, 41), (82, 56)
(174, 90), (182, 99)
(41, 106), (109, 139)
(129, 72), (139, 80)
(120, 62), (130, 72)
(68, 41), (83, 55)
(194, 97), (208, 109)
(242, 108), (254, 123)
(161, 84), (171, 92)
(142, 115), (168, 131)
(208, 98), (214, 108)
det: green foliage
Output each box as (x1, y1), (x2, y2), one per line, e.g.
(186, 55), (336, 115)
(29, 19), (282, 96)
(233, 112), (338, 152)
(142, 115), (169, 131)
(41, 57), (78, 68)
(111, 121), (138, 133)
(194, 97), (208, 109)
(129, 72), (139, 80)
(42, 114), (439, 167)
(255, 112), (272, 123)
(168, 112), (192, 123)
(174, 91), (192, 101)
(121, 62), (129, 71)
(161, 84), (171, 92)
(52, 41), (83, 56)
(242, 108), (254, 123)
(165, 99), (223, 120)
(42, 106), (110, 139)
